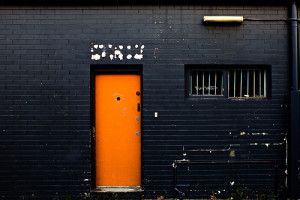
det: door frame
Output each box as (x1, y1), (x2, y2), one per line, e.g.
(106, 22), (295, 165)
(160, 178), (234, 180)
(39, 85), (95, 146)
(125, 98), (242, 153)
(90, 64), (143, 191)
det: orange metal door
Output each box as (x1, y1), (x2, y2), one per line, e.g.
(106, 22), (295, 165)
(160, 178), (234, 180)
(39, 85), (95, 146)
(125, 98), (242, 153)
(95, 74), (141, 188)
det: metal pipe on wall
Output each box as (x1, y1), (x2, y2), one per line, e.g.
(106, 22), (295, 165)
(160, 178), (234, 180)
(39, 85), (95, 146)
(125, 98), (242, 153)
(291, 0), (298, 91)
(289, 1), (300, 199)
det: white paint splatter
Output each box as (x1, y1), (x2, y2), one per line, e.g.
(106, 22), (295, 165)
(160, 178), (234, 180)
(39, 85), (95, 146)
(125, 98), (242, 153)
(265, 143), (270, 147)
(134, 53), (143, 60)
(252, 132), (268, 136)
(127, 54), (132, 59)
(91, 54), (100, 60)
(114, 50), (123, 60)
(114, 50), (121, 57)
(90, 43), (144, 61)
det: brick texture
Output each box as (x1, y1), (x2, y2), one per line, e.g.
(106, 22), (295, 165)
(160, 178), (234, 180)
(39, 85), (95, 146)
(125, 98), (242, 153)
(0, 5), (293, 199)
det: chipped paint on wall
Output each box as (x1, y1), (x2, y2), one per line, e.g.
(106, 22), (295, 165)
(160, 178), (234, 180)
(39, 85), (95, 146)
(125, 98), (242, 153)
(240, 131), (269, 136)
(249, 142), (285, 147)
(91, 43), (145, 61)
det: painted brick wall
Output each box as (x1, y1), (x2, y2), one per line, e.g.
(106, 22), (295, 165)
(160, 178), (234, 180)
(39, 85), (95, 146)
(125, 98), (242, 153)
(0, 5), (290, 199)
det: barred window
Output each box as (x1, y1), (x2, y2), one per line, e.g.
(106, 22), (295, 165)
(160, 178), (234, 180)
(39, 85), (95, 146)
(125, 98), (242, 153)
(228, 69), (267, 98)
(189, 71), (223, 96)
(186, 65), (269, 99)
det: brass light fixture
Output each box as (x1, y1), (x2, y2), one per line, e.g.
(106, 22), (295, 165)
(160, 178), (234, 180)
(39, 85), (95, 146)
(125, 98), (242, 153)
(203, 16), (243, 22)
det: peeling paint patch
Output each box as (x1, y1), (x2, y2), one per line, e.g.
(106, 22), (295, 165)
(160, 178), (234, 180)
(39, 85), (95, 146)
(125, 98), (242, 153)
(91, 54), (100, 60)
(127, 54), (132, 59)
(252, 132), (268, 136)
(240, 131), (246, 135)
(134, 53), (143, 60)
(91, 43), (145, 61)
(250, 142), (284, 147)
(229, 151), (236, 157)
(240, 132), (269, 136)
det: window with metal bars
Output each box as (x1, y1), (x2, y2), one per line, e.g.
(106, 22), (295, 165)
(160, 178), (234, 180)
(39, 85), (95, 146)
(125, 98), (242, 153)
(186, 66), (269, 99)
(189, 71), (224, 96)
(228, 69), (267, 98)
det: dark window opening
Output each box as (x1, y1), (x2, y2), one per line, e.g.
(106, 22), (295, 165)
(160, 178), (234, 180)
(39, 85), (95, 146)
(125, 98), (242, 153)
(189, 71), (224, 96)
(185, 65), (270, 99)
(228, 69), (267, 98)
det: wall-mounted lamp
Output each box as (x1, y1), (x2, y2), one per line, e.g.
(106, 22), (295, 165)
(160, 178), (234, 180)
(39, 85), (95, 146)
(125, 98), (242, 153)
(203, 16), (243, 23)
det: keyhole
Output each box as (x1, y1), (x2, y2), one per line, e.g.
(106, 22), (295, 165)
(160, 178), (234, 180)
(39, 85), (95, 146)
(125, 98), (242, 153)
(117, 97), (121, 101)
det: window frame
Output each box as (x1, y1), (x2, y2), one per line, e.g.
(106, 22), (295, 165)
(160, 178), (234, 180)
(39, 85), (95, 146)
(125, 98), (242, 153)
(185, 65), (271, 100)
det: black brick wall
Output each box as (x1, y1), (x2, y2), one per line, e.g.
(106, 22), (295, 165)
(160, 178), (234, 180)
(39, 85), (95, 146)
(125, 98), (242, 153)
(0, 5), (292, 199)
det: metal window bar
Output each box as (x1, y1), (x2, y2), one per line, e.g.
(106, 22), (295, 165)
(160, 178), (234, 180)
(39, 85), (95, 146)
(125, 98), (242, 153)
(190, 73), (192, 95)
(259, 70), (262, 96)
(196, 72), (199, 95)
(221, 74), (223, 95)
(208, 72), (211, 95)
(240, 70), (243, 97)
(228, 72), (230, 96)
(215, 72), (217, 95)
(264, 69), (267, 97)
(247, 70), (249, 97)
(202, 72), (205, 95)
(253, 70), (256, 97)
(234, 71), (236, 97)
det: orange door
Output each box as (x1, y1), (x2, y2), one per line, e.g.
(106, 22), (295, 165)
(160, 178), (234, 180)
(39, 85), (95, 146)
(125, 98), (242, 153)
(95, 74), (141, 188)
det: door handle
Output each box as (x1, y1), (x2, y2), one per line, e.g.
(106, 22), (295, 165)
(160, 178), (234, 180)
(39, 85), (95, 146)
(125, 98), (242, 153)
(137, 103), (141, 112)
